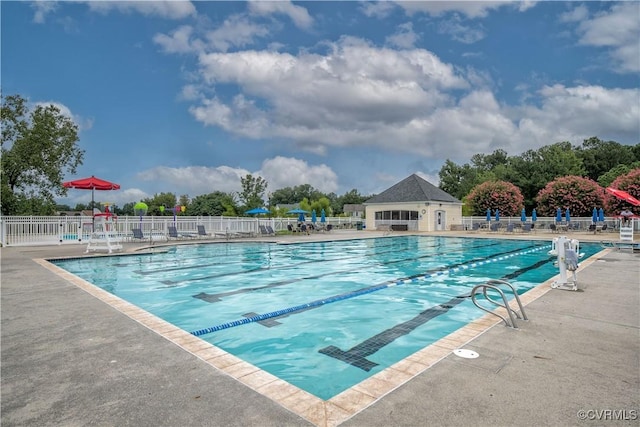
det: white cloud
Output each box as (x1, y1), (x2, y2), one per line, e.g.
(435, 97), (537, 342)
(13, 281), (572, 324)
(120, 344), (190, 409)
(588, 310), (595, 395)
(204, 14), (270, 52)
(515, 84), (640, 147)
(559, 4), (589, 23)
(571, 2), (640, 73)
(134, 157), (338, 197)
(35, 101), (93, 131)
(386, 22), (419, 49)
(137, 165), (250, 195)
(396, 1), (535, 19)
(192, 37), (468, 146)
(153, 25), (204, 54)
(86, 1), (196, 20)
(184, 36), (639, 161)
(437, 14), (486, 44)
(31, 1), (58, 23)
(360, 1), (398, 19)
(248, 0), (313, 30)
(258, 157), (338, 193)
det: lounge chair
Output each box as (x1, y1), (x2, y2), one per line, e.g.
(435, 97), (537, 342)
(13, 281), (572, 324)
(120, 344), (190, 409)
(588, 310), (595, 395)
(132, 228), (146, 241)
(287, 224), (297, 233)
(505, 223), (515, 233)
(168, 225), (197, 240)
(259, 225), (275, 236)
(522, 223), (532, 233)
(549, 224), (557, 233)
(197, 225), (210, 238)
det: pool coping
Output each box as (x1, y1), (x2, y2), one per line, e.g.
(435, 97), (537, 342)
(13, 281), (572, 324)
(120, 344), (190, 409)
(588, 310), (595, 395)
(33, 240), (610, 427)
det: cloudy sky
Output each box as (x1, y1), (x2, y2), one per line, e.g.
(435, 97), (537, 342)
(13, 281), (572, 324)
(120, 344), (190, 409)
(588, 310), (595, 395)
(3, 1), (639, 207)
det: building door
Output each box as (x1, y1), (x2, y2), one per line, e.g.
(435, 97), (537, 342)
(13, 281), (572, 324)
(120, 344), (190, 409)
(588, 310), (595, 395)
(435, 210), (445, 231)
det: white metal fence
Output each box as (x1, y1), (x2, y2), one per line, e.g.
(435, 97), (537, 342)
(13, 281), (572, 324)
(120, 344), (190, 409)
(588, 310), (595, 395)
(1, 214), (634, 247)
(0, 215), (358, 246)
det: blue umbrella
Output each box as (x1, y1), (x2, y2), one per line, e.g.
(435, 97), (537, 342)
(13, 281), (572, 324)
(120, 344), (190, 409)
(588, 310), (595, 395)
(246, 207), (270, 215)
(592, 207), (598, 224)
(486, 208), (491, 222)
(320, 209), (326, 223)
(599, 207), (605, 222)
(495, 209), (500, 222)
(311, 210), (317, 223)
(556, 208), (562, 223)
(287, 208), (309, 215)
(298, 213), (305, 222)
(565, 208), (571, 223)
(521, 208), (526, 222)
(532, 208), (537, 222)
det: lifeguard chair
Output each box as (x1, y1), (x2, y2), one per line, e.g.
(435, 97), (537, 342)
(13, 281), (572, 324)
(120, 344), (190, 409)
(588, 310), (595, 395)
(86, 203), (122, 254)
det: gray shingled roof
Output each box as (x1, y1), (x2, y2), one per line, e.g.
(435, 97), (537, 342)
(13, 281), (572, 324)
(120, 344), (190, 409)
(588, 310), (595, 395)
(364, 174), (461, 204)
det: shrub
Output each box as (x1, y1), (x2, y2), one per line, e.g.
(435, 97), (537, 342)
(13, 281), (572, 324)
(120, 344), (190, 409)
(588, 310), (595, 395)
(466, 180), (524, 216)
(535, 175), (605, 217)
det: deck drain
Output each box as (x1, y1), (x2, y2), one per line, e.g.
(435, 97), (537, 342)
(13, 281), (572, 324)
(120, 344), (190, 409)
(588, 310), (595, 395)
(453, 348), (479, 359)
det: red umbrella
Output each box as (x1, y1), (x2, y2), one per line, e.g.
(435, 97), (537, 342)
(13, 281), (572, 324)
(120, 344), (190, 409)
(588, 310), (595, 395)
(63, 176), (120, 229)
(606, 187), (640, 207)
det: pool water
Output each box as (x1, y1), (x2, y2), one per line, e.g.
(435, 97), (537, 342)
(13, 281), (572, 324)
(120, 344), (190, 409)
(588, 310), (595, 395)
(52, 236), (602, 399)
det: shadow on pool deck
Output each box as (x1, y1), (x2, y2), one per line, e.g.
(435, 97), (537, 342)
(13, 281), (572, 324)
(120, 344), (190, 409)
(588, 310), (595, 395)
(1, 230), (638, 426)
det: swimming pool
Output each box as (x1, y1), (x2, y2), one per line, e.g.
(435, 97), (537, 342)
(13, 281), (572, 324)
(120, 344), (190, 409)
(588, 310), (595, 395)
(51, 235), (602, 399)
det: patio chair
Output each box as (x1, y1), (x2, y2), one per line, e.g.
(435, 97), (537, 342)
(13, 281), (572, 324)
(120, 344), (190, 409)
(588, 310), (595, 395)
(259, 225), (275, 236)
(522, 223), (532, 233)
(132, 228), (146, 241)
(505, 223), (515, 233)
(197, 225), (210, 238)
(549, 224), (557, 233)
(168, 225), (196, 240)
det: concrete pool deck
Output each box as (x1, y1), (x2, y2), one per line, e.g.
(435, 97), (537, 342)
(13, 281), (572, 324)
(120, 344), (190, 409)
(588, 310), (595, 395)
(1, 230), (638, 426)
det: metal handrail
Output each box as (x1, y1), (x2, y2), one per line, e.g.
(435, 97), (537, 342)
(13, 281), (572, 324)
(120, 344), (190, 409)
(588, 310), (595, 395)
(471, 279), (528, 328)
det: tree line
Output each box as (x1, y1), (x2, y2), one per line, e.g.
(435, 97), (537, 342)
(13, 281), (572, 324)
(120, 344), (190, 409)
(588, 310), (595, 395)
(439, 137), (640, 213)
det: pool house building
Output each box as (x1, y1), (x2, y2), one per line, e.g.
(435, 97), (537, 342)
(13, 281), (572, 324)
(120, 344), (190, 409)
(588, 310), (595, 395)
(364, 174), (462, 232)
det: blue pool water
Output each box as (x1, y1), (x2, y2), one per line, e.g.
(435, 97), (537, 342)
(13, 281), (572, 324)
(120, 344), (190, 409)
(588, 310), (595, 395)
(52, 236), (602, 399)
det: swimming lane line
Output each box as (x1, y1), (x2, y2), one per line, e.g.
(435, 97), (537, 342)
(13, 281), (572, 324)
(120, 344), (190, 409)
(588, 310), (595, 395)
(189, 243), (549, 337)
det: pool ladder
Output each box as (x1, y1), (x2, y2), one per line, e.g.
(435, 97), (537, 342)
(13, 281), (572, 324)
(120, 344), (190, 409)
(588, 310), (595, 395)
(470, 279), (528, 328)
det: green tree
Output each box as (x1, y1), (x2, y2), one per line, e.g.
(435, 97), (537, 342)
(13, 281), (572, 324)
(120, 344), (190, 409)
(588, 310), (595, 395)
(1, 94), (84, 215)
(577, 137), (637, 182)
(438, 160), (483, 200)
(178, 194), (190, 209)
(189, 191), (237, 216)
(239, 174), (267, 211)
(310, 196), (332, 217)
(598, 162), (640, 188)
(142, 192), (177, 215)
(120, 202), (135, 216)
(505, 142), (586, 211)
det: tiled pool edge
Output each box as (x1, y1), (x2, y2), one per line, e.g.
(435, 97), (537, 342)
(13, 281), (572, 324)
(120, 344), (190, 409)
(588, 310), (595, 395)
(33, 248), (611, 427)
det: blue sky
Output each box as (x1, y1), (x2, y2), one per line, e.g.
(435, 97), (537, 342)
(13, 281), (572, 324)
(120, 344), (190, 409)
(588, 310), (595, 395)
(3, 1), (639, 207)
